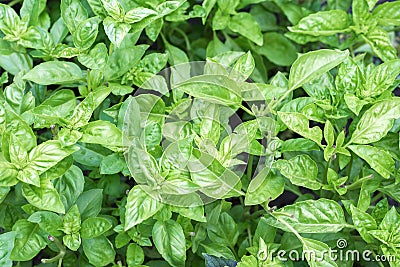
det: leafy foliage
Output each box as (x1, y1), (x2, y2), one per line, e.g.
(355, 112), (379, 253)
(0, 0), (399, 266)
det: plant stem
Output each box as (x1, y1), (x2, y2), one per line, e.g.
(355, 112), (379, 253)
(346, 174), (374, 190)
(8, 0), (22, 7)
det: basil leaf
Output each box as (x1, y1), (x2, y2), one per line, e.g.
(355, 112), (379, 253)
(175, 75), (242, 107)
(289, 10), (350, 36)
(152, 219), (186, 267)
(81, 217), (112, 239)
(348, 145), (395, 178)
(228, 12), (263, 46)
(10, 220), (47, 261)
(349, 98), (400, 144)
(278, 111), (323, 145)
(82, 235), (116, 267)
(125, 186), (163, 231)
(288, 49), (349, 90)
(274, 154), (321, 190)
(61, 0), (88, 33)
(23, 61), (83, 85)
(22, 179), (65, 214)
(127, 243), (145, 266)
(266, 199), (348, 233)
(0, 232), (15, 267)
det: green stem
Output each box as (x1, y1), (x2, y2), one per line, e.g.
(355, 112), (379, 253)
(270, 88), (294, 111)
(346, 174), (374, 190)
(247, 225), (253, 247)
(172, 28), (191, 51)
(241, 105), (254, 116)
(8, 0), (22, 7)
(247, 154), (254, 179)
(41, 237), (66, 265)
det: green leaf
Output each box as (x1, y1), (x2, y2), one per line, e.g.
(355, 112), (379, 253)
(100, 153), (126, 174)
(230, 51), (255, 81)
(362, 27), (397, 62)
(0, 160), (19, 187)
(207, 212), (239, 247)
(124, 7), (157, 23)
(63, 233), (81, 251)
(23, 61), (83, 85)
(103, 17), (131, 47)
(82, 235), (116, 267)
(373, 1), (400, 26)
(255, 32), (297, 66)
(0, 232), (15, 267)
(30, 89), (76, 127)
(80, 120), (122, 147)
(124, 186), (163, 230)
(152, 219), (186, 267)
(54, 165), (85, 211)
(0, 4), (23, 39)
(350, 204), (377, 243)
(22, 179), (65, 214)
(127, 243), (145, 267)
(78, 42), (108, 69)
(28, 141), (79, 175)
(202, 0), (217, 24)
(10, 220), (47, 261)
(349, 98), (400, 144)
(81, 217), (112, 239)
(278, 111), (323, 145)
(76, 189), (103, 220)
(105, 44), (148, 80)
(174, 75), (242, 107)
(28, 211), (63, 237)
(61, 0), (88, 33)
(363, 60), (400, 98)
(74, 17), (100, 50)
(288, 49), (349, 90)
(368, 207), (400, 247)
(274, 154), (321, 190)
(301, 238), (338, 267)
(188, 149), (242, 199)
(62, 205), (81, 235)
(266, 199), (348, 233)
(228, 12), (263, 46)
(348, 145), (395, 178)
(245, 168), (284, 206)
(289, 10), (349, 36)
(101, 0), (124, 20)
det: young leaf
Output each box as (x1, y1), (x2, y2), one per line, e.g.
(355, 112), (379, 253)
(348, 145), (395, 178)
(278, 112), (323, 145)
(10, 220), (47, 261)
(266, 199), (348, 233)
(152, 219), (186, 267)
(81, 217), (112, 239)
(0, 232), (15, 267)
(228, 13), (263, 46)
(288, 10), (350, 36)
(22, 180), (65, 214)
(23, 62), (83, 85)
(125, 186), (163, 231)
(288, 49), (349, 90)
(349, 98), (400, 144)
(82, 235), (116, 267)
(274, 154), (321, 190)
(127, 243), (145, 266)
